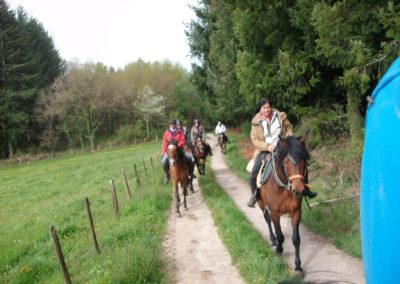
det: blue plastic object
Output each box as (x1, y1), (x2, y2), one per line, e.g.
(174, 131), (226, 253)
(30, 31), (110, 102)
(361, 57), (400, 284)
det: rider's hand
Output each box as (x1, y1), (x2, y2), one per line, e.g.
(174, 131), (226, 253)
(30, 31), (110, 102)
(267, 144), (275, 153)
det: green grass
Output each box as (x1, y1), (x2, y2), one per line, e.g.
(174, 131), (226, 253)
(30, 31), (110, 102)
(0, 142), (173, 283)
(223, 132), (361, 259)
(199, 166), (302, 284)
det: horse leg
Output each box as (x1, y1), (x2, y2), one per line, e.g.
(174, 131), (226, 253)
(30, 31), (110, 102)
(261, 207), (277, 246)
(183, 184), (188, 210)
(189, 177), (194, 193)
(271, 214), (284, 255)
(174, 183), (180, 215)
(292, 214), (303, 272)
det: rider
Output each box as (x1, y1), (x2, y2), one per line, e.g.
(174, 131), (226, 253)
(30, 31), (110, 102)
(161, 119), (195, 184)
(191, 118), (213, 156)
(215, 121), (230, 143)
(246, 98), (317, 208)
(177, 120), (190, 145)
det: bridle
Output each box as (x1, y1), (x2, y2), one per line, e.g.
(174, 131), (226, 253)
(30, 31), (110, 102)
(168, 143), (183, 166)
(271, 150), (307, 196)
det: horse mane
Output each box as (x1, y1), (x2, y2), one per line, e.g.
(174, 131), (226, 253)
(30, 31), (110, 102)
(276, 136), (310, 166)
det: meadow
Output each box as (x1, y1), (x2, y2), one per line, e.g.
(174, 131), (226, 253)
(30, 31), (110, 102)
(0, 142), (172, 283)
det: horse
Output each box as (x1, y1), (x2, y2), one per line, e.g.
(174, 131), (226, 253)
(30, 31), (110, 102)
(166, 140), (193, 215)
(257, 134), (310, 274)
(217, 134), (227, 154)
(192, 135), (211, 175)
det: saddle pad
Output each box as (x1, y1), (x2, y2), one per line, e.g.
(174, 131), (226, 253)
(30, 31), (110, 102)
(257, 158), (273, 188)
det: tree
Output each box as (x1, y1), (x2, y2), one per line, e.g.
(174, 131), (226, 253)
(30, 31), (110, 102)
(135, 85), (165, 139)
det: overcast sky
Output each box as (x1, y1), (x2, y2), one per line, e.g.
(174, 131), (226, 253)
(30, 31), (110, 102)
(7, 0), (198, 70)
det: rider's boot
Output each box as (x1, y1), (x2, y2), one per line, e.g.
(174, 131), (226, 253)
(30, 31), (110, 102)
(247, 176), (259, 208)
(162, 163), (170, 184)
(303, 187), (317, 198)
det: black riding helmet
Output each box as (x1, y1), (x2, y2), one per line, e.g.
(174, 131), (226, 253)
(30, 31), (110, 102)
(194, 119), (199, 124)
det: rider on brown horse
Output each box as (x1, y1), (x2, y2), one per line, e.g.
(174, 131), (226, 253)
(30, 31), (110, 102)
(215, 121), (230, 144)
(190, 118), (213, 156)
(161, 119), (195, 184)
(247, 98), (317, 207)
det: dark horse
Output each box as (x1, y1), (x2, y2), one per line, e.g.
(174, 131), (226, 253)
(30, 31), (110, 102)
(166, 140), (193, 215)
(258, 135), (310, 274)
(217, 134), (227, 154)
(192, 135), (211, 175)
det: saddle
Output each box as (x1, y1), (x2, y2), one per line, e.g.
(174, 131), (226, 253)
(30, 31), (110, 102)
(256, 155), (273, 188)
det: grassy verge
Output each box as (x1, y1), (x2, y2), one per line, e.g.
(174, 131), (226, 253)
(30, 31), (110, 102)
(223, 132), (361, 259)
(0, 142), (173, 283)
(199, 166), (302, 284)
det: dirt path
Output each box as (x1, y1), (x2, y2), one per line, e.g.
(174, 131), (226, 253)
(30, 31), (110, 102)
(209, 135), (365, 284)
(163, 177), (244, 284)
(163, 135), (365, 284)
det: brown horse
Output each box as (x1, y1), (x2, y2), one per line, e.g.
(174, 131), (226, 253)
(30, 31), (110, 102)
(258, 135), (310, 273)
(166, 140), (192, 215)
(217, 134), (227, 154)
(192, 136), (211, 175)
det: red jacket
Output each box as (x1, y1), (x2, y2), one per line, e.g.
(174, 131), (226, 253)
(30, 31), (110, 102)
(162, 129), (186, 155)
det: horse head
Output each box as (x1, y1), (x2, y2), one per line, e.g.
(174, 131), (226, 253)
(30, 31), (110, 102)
(167, 140), (181, 166)
(194, 136), (206, 157)
(275, 134), (310, 197)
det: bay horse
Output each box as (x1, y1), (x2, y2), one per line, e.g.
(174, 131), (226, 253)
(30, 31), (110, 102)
(217, 134), (227, 154)
(192, 135), (211, 175)
(258, 135), (310, 273)
(166, 140), (193, 215)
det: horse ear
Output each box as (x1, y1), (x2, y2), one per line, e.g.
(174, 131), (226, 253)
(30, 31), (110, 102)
(298, 132), (308, 145)
(278, 135), (286, 145)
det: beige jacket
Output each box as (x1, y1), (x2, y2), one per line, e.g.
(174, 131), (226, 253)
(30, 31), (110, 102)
(250, 108), (293, 160)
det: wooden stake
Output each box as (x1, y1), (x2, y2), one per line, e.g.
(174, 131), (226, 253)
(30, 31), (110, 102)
(49, 225), (71, 284)
(133, 163), (141, 187)
(84, 198), (100, 254)
(142, 158), (148, 176)
(149, 156), (154, 169)
(109, 179), (120, 215)
(122, 169), (132, 200)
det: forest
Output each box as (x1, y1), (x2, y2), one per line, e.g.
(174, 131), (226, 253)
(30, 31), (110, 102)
(1, 0), (400, 159)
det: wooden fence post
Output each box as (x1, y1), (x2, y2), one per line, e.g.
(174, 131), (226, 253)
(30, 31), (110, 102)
(109, 179), (120, 215)
(84, 198), (100, 254)
(149, 156), (154, 169)
(142, 158), (148, 176)
(122, 169), (132, 200)
(133, 163), (141, 187)
(49, 225), (71, 284)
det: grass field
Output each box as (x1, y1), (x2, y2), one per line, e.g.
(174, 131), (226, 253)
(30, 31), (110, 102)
(223, 132), (361, 259)
(0, 142), (172, 283)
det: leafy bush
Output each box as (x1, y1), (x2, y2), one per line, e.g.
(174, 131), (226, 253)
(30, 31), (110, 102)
(296, 105), (349, 148)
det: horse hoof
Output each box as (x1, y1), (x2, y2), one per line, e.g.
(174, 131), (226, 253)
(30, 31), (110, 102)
(294, 268), (304, 277)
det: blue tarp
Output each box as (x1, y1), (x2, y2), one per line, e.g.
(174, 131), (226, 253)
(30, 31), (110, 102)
(361, 57), (400, 284)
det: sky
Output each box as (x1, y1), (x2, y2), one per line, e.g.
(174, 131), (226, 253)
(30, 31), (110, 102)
(7, 0), (198, 70)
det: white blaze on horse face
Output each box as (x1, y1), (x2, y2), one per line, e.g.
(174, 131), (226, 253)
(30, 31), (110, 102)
(168, 144), (177, 165)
